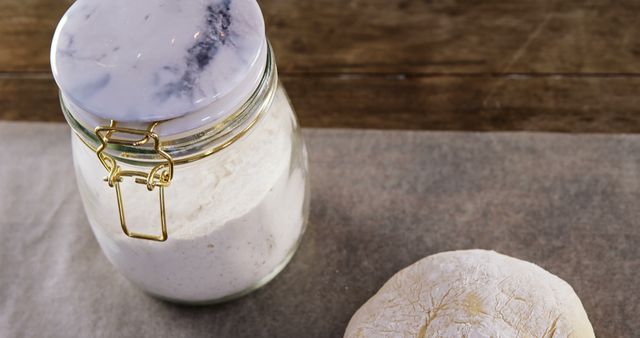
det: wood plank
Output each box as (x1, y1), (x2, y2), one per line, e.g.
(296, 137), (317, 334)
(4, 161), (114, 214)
(2, 0), (640, 74)
(0, 76), (61, 122)
(0, 0), (72, 72)
(284, 75), (640, 132)
(3, 75), (640, 133)
(266, 0), (640, 74)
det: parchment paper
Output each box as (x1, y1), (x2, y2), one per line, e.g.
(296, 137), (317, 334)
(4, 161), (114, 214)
(0, 122), (638, 337)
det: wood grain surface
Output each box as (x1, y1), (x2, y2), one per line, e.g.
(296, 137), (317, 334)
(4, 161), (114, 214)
(1, 0), (639, 131)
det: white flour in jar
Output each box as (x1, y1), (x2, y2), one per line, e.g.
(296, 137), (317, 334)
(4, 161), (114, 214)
(72, 87), (308, 303)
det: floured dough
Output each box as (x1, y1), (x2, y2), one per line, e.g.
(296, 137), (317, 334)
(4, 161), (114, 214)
(344, 250), (594, 338)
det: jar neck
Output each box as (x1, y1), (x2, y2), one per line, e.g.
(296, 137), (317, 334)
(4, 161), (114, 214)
(63, 43), (277, 167)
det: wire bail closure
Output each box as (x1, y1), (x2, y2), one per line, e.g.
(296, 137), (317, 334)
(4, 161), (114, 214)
(94, 121), (174, 242)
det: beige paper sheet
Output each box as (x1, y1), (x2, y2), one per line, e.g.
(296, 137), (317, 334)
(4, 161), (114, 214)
(0, 122), (638, 337)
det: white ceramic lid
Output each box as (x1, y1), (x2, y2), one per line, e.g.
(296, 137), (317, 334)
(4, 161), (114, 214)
(51, 0), (266, 125)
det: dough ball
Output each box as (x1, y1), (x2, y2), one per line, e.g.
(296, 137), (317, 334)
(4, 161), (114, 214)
(345, 250), (594, 338)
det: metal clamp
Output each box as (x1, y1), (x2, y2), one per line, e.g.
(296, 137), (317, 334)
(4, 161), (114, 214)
(94, 121), (174, 242)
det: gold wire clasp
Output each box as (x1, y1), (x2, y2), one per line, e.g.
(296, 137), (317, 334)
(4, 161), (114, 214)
(94, 121), (174, 242)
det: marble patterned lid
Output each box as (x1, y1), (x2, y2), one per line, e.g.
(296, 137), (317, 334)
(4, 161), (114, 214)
(51, 0), (266, 124)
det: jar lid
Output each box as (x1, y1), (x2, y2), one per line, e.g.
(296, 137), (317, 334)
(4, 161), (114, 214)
(51, 0), (266, 125)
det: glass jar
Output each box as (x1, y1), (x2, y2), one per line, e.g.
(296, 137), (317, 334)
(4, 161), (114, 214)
(55, 26), (309, 303)
(61, 45), (309, 304)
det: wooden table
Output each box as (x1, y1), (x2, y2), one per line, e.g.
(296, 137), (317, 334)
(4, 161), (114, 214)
(2, 0), (639, 132)
(2, 2), (639, 338)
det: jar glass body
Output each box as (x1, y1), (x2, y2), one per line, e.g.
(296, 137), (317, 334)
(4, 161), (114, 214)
(68, 80), (309, 304)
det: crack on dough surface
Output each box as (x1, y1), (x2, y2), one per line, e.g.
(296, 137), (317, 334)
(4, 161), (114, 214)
(344, 250), (595, 338)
